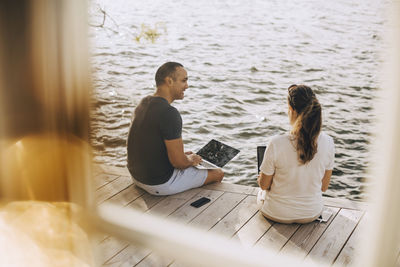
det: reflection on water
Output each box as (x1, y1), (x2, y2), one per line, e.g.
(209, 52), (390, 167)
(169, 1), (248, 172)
(90, 0), (388, 200)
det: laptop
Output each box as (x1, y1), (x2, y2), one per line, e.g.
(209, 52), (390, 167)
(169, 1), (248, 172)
(257, 146), (266, 174)
(195, 139), (240, 169)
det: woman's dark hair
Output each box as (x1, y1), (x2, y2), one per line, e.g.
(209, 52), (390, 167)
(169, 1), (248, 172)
(155, 62), (183, 87)
(288, 84), (322, 164)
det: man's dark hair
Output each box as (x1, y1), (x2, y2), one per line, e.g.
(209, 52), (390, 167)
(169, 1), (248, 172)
(155, 62), (183, 87)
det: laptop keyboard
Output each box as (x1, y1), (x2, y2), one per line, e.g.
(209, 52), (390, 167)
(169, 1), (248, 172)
(198, 160), (217, 169)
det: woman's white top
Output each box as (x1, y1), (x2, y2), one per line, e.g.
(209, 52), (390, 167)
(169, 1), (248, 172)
(260, 132), (335, 221)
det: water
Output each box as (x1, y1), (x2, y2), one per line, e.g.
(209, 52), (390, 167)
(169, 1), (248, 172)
(89, 0), (388, 200)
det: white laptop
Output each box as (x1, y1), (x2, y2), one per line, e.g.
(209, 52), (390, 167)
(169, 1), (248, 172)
(195, 139), (240, 169)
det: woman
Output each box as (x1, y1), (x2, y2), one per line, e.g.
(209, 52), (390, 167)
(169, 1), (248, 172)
(257, 84), (334, 224)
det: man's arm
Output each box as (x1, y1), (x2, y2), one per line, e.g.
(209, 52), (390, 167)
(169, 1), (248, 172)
(321, 170), (332, 192)
(165, 138), (202, 169)
(258, 172), (274, 191)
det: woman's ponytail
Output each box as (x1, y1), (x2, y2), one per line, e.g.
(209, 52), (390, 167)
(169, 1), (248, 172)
(288, 85), (322, 164)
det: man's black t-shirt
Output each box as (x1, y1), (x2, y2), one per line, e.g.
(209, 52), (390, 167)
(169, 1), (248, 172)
(127, 96), (182, 185)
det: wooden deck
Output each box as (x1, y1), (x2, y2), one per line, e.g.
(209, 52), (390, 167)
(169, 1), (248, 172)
(93, 165), (367, 267)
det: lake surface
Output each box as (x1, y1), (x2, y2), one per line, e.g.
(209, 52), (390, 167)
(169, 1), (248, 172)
(89, 0), (388, 200)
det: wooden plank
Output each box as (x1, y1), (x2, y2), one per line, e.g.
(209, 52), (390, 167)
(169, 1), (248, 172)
(92, 163), (104, 176)
(280, 206), (340, 259)
(94, 173), (120, 190)
(254, 223), (300, 253)
(103, 184), (145, 206)
(99, 193), (166, 265)
(209, 195), (259, 238)
(135, 189), (226, 267)
(93, 165), (367, 210)
(95, 164), (131, 177)
(106, 189), (202, 267)
(231, 211), (274, 248)
(126, 192), (166, 212)
(147, 188), (202, 217)
(203, 182), (258, 195)
(189, 192), (247, 231)
(94, 164), (368, 210)
(102, 191), (185, 267)
(135, 252), (172, 267)
(323, 196), (367, 211)
(103, 244), (151, 267)
(96, 175), (133, 204)
(96, 236), (129, 265)
(167, 189), (224, 223)
(168, 260), (189, 267)
(333, 212), (368, 266)
(95, 185), (148, 258)
(306, 208), (364, 265)
(202, 181), (367, 210)
(92, 164), (370, 266)
(166, 192), (249, 267)
(94, 231), (110, 244)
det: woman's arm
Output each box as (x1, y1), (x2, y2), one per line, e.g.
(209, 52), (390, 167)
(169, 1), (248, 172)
(258, 172), (274, 191)
(321, 170), (332, 192)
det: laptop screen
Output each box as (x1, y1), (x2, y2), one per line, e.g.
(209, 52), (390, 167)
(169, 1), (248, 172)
(197, 139), (239, 168)
(257, 146), (266, 173)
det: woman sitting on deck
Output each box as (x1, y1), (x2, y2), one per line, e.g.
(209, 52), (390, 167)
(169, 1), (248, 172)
(257, 84), (334, 224)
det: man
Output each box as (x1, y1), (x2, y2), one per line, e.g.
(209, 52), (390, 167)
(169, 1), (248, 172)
(127, 62), (224, 195)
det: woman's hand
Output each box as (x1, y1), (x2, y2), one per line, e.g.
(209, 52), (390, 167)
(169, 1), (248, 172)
(258, 172), (274, 191)
(321, 170), (332, 192)
(256, 189), (266, 208)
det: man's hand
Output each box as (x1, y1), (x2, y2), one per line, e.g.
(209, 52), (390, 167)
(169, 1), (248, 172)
(165, 138), (202, 169)
(187, 153), (202, 166)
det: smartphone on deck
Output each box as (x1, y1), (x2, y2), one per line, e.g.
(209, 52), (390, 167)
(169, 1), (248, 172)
(190, 197), (211, 208)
